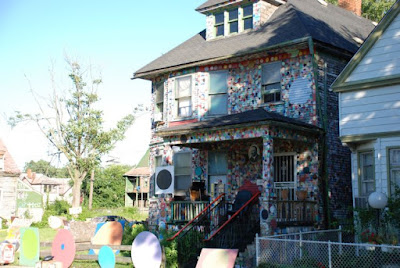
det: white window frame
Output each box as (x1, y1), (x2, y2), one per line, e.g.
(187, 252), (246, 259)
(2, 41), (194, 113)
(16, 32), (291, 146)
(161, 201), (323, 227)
(261, 61), (282, 104)
(155, 81), (164, 120)
(274, 153), (297, 200)
(358, 151), (375, 198)
(175, 75), (193, 118)
(209, 71), (228, 116)
(388, 148), (400, 197)
(174, 151), (192, 194)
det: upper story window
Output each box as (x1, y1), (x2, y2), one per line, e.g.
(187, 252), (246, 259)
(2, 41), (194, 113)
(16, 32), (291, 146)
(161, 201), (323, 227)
(155, 82), (164, 121)
(209, 71), (228, 116)
(174, 151), (192, 195)
(243, 4), (253, 30)
(215, 12), (225, 37)
(262, 61), (282, 103)
(228, 9), (238, 34)
(175, 76), (192, 118)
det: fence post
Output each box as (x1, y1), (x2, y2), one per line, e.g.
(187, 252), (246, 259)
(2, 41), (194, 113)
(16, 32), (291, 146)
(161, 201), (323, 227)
(299, 231), (303, 259)
(256, 233), (259, 267)
(328, 240), (332, 268)
(338, 225), (343, 255)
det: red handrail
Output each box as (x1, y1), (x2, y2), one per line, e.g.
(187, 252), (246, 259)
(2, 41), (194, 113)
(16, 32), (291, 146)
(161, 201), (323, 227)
(204, 192), (260, 242)
(167, 193), (226, 241)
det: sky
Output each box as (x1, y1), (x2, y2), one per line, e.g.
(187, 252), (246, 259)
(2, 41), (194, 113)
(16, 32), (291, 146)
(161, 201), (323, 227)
(0, 0), (205, 170)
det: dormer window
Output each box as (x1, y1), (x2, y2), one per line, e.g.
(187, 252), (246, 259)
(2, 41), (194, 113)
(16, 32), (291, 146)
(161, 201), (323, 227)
(215, 12), (224, 37)
(243, 4), (253, 30)
(175, 76), (192, 118)
(228, 9), (238, 34)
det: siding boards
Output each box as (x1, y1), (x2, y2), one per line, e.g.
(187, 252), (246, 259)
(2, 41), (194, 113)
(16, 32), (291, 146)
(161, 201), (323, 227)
(339, 85), (400, 136)
(347, 14), (400, 82)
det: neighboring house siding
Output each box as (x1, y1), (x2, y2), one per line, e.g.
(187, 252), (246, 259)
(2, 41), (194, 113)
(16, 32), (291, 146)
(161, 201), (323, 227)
(0, 176), (17, 219)
(347, 14), (400, 82)
(339, 84), (400, 137)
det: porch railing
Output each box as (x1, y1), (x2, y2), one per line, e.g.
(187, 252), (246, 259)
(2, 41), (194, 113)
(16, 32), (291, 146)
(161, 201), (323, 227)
(275, 200), (318, 226)
(169, 200), (210, 223)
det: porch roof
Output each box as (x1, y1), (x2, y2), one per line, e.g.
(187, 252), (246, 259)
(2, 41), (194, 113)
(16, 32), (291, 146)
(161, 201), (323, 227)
(156, 108), (322, 136)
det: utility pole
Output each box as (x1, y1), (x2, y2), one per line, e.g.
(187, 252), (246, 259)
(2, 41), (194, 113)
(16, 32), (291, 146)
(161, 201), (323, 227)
(89, 169), (94, 209)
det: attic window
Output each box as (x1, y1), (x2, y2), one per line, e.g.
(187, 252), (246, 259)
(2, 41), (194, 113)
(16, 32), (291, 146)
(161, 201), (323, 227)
(243, 4), (253, 30)
(228, 9), (238, 33)
(215, 12), (224, 37)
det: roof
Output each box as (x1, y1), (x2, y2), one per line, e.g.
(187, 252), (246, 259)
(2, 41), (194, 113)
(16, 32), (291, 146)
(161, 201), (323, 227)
(20, 173), (70, 185)
(156, 108), (321, 136)
(332, 0), (400, 92)
(124, 167), (150, 177)
(196, 0), (237, 11)
(0, 138), (20, 175)
(135, 0), (374, 78)
(136, 149), (150, 168)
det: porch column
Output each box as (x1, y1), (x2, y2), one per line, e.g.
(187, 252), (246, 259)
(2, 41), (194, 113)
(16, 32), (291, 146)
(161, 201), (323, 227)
(260, 135), (274, 236)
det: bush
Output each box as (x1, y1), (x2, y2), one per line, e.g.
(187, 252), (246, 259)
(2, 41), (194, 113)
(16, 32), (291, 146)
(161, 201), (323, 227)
(32, 200), (71, 228)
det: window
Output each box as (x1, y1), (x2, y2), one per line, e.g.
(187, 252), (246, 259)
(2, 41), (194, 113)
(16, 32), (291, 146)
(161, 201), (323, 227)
(155, 82), (164, 121)
(274, 153), (296, 200)
(243, 4), (253, 30)
(208, 152), (228, 198)
(174, 152), (192, 195)
(0, 155), (4, 171)
(228, 9), (238, 34)
(262, 61), (282, 103)
(215, 12), (224, 37)
(209, 71), (228, 115)
(389, 148), (400, 197)
(359, 151), (374, 197)
(175, 76), (192, 117)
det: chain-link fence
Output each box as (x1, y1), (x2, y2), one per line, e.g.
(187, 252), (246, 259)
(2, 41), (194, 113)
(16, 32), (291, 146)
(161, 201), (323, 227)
(256, 230), (400, 267)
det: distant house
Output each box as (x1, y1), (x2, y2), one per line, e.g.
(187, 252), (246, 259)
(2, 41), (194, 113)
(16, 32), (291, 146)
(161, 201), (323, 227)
(20, 170), (73, 205)
(124, 150), (150, 212)
(332, 0), (400, 207)
(0, 138), (21, 220)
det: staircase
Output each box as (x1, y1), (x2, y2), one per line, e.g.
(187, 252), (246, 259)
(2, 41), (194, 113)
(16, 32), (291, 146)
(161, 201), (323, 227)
(167, 192), (260, 267)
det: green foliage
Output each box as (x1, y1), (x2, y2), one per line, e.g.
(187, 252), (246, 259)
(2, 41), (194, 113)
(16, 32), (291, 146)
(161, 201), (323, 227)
(24, 159), (69, 178)
(32, 200), (71, 228)
(82, 165), (131, 208)
(121, 223), (148, 246)
(9, 59), (135, 207)
(160, 229), (178, 268)
(385, 186), (400, 230)
(326, 0), (396, 22)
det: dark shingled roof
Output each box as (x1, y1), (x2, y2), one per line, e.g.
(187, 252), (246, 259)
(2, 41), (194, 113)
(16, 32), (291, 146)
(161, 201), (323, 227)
(156, 108), (321, 136)
(196, 0), (231, 11)
(135, 0), (374, 78)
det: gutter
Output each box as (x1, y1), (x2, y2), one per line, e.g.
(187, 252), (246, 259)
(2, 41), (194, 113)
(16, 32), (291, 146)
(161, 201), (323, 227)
(133, 36), (312, 80)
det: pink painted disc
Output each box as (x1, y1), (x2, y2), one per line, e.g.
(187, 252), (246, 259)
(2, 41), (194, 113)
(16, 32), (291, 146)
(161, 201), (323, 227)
(52, 229), (76, 268)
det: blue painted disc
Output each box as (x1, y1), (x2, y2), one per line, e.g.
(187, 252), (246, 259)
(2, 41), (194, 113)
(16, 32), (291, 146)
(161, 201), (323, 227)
(98, 246), (115, 268)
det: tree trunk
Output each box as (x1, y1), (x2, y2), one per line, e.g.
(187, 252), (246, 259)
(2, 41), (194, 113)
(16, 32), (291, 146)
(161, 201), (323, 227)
(72, 178), (83, 208)
(88, 169), (94, 209)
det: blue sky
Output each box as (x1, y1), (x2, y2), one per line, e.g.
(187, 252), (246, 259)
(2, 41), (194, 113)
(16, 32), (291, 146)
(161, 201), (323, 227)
(0, 0), (206, 169)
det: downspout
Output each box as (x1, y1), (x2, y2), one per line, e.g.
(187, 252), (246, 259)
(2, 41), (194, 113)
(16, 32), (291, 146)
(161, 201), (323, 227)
(308, 37), (330, 229)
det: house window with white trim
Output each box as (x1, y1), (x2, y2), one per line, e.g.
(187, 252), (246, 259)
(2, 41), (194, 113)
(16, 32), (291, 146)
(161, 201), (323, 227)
(155, 82), (164, 121)
(359, 151), (374, 197)
(228, 9), (238, 34)
(174, 152), (192, 196)
(175, 76), (192, 118)
(215, 12), (225, 37)
(389, 148), (400, 197)
(209, 71), (228, 115)
(262, 61), (282, 103)
(242, 4), (253, 30)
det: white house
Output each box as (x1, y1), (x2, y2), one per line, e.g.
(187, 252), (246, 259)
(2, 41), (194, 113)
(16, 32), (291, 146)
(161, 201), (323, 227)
(332, 0), (400, 207)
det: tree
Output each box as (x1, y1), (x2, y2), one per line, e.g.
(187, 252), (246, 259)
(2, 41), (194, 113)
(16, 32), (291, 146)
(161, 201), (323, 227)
(10, 59), (134, 208)
(82, 165), (131, 208)
(326, 0), (395, 22)
(24, 159), (69, 178)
